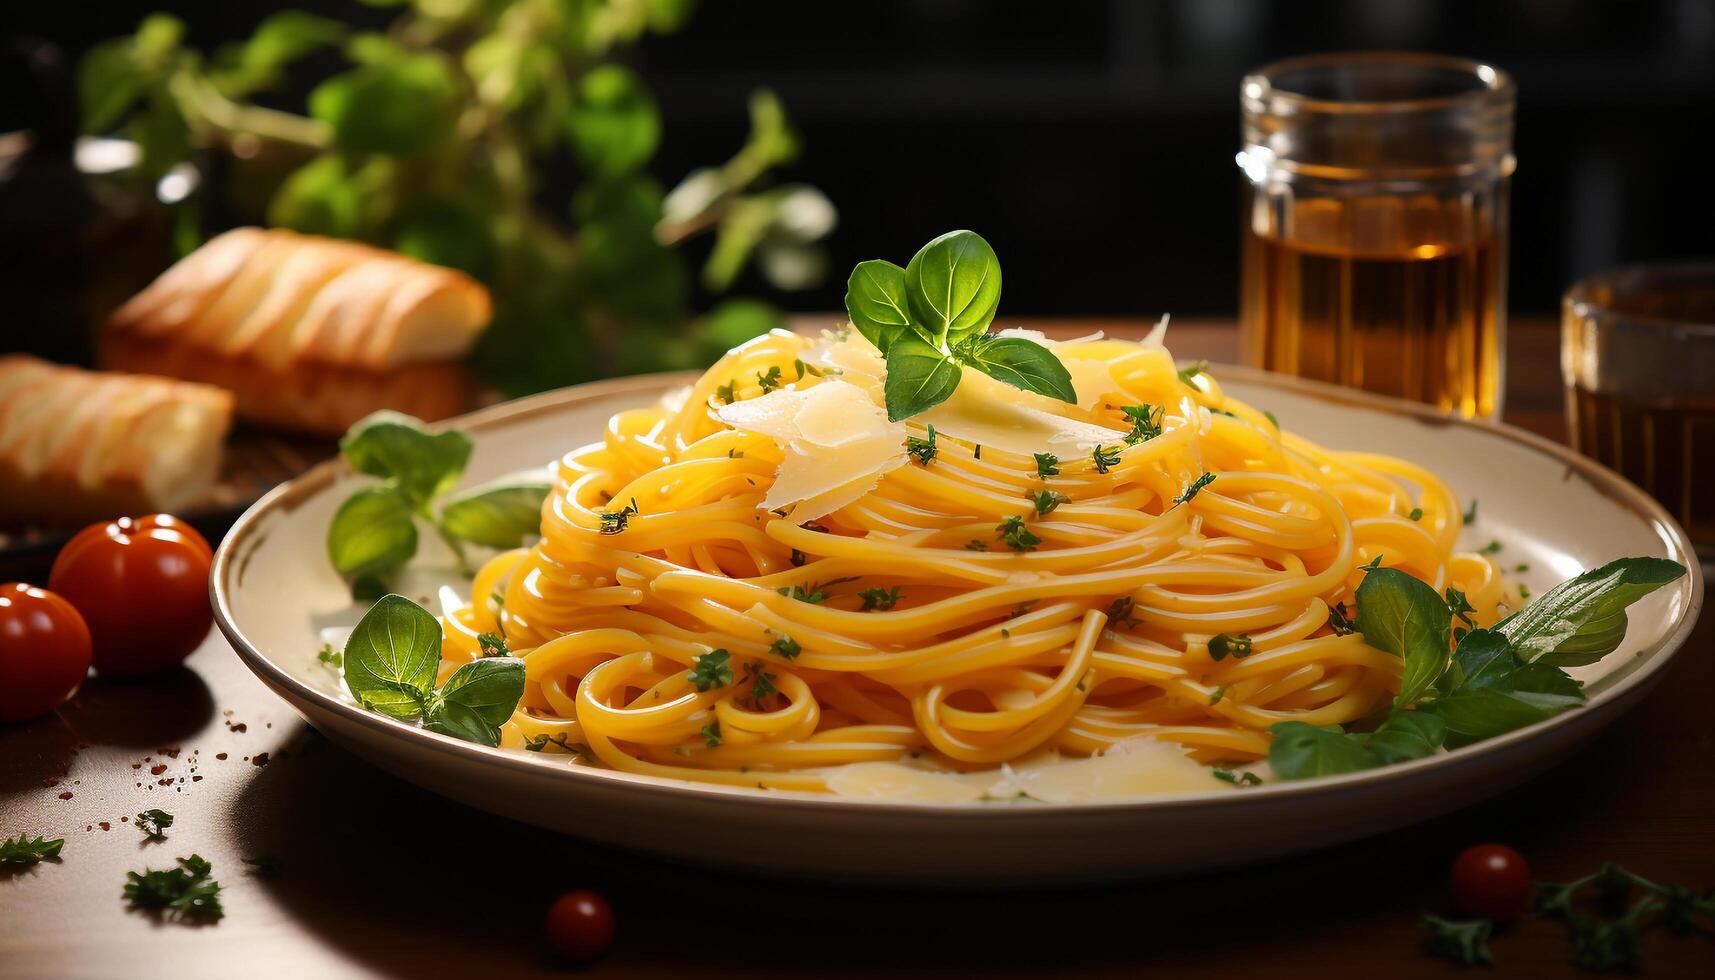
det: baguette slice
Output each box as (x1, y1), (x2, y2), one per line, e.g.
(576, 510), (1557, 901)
(103, 227), (492, 435)
(0, 356), (233, 525)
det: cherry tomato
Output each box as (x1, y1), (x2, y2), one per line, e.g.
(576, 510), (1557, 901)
(1450, 843), (1534, 920)
(544, 889), (616, 963)
(0, 583), (93, 722)
(48, 514), (213, 676)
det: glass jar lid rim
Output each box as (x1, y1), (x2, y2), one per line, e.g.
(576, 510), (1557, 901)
(1566, 260), (1715, 333)
(1244, 51), (1515, 115)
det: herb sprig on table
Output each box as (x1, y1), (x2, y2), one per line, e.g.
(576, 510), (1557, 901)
(124, 854), (223, 923)
(326, 411), (552, 596)
(845, 231), (1076, 421)
(0, 834), (64, 867)
(1267, 557), (1685, 780)
(340, 594), (526, 747)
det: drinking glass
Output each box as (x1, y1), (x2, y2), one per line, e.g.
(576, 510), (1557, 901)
(1238, 52), (1516, 418)
(1563, 262), (1715, 552)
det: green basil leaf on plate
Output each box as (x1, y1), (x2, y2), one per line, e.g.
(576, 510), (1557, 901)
(339, 410), (473, 506)
(844, 259), (916, 353)
(882, 335), (962, 422)
(903, 230), (1000, 346)
(1355, 567), (1452, 709)
(424, 658), (526, 746)
(956, 335), (1076, 403)
(326, 485), (418, 578)
(439, 478), (553, 549)
(1496, 557), (1686, 667)
(1363, 710), (1446, 764)
(1424, 628), (1586, 748)
(342, 594), (442, 720)
(1266, 722), (1380, 778)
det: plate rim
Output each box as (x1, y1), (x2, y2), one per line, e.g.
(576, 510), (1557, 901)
(210, 363), (1705, 817)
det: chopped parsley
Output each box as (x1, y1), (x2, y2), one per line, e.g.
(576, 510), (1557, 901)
(1176, 360), (1209, 384)
(769, 634), (801, 660)
(744, 662), (778, 704)
(136, 809), (174, 839)
(1212, 768), (1261, 786)
(1327, 602), (1357, 636)
(123, 854), (223, 922)
(599, 497), (640, 534)
(1262, 410), (1279, 430)
(1031, 489), (1070, 516)
(700, 722), (722, 747)
(1444, 587), (1477, 628)
(1478, 539), (1503, 555)
(1121, 403), (1164, 444)
(1172, 472), (1216, 505)
(996, 515), (1041, 552)
(1033, 452), (1060, 477)
(1420, 914), (1494, 967)
(715, 380), (737, 405)
(777, 577), (856, 604)
(964, 539), (988, 551)
(1408, 507), (1424, 521)
(1514, 563), (1531, 574)
(524, 732), (575, 753)
(0, 834), (63, 866)
(1207, 633), (1254, 661)
(1091, 445), (1122, 474)
(1358, 554), (1384, 572)
(477, 632), (509, 658)
(316, 643), (342, 668)
(859, 586), (901, 611)
(1463, 498), (1478, 524)
(792, 358), (829, 380)
(904, 424), (937, 465)
(755, 365), (782, 392)
(1518, 583), (1531, 600)
(1208, 686), (1226, 705)
(687, 649), (733, 691)
(1107, 595), (1140, 628)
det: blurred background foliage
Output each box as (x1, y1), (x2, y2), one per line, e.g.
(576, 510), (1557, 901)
(75, 0), (835, 395)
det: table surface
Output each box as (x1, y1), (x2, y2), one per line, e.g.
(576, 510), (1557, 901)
(3, 318), (1711, 980)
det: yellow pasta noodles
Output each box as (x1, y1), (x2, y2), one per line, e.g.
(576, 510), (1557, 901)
(438, 330), (1505, 791)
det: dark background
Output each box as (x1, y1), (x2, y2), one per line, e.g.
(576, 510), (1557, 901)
(5, 0), (1715, 319)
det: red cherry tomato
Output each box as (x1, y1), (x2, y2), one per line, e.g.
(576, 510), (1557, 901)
(544, 889), (616, 963)
(1450, 843), (1534, 920)
(0, 583), (93, 722)
(48, 514), (213, 676)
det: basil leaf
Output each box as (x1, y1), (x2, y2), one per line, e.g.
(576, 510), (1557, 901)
(1355, 568), (1452, 709)
(1266, 722), (1380, 779)
(339, 411), (473, 507)
(1364, 710), (1446, 764)
(326, 485), (418, 578)
(439, 478), (552, 549)
(957, 336), (1076, 403)
(882, 335), (962, 422)
(424, 657), (525, 746)
(1496, 557), (1686, 667)
(844, 259), (917, 353)
(903, 230), (1001, 346)
(1424, 628), (1585, 748)
(342, 594), (442, 720)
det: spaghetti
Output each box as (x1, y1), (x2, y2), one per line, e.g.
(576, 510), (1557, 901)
(438, 329), (1506, 791)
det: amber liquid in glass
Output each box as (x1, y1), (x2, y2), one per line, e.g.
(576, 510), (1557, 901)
(1241, 196), (1504, 417)
(1570, 389), (1715, 549)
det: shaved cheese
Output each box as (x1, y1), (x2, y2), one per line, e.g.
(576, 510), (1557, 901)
(922, 366), (1124, 456)
(991, 739), (1218, 801)
(824, 762), (994, 802)
(716, 379), (907, 520)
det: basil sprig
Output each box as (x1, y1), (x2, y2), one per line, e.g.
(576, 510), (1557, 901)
(341, 594), (525, 746)
(1267, 556), (1684, 780)
(845, 230), (1075, 421)
(326, 411), (552, 593)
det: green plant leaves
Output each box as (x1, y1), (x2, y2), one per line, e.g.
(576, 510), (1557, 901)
(1496, 557), (1685, 667)
(268, 155), (367, 238)
(903, 230), (1001, 346)
(423, 658), (527, 746)
(883, 335), (962, 422)
(954, 335), (1075, 403)
(210, 11), (346, 98)
(438, 478), (553, 549)
(326, 486), (418, 578)
(1364, 710), (1446, 764)
(845, 260), (915, 353)
(339, 411), (473, 507)
(1423, 629), (1585, 748)
(341, 594), (442, 719)
(1266, 722), (1381, 778)
(1355, 567), (1452, 709)
(566, 64), (660, 176)
(309, 46), (457, 157)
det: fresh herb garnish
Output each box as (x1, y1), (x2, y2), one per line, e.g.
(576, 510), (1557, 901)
(316, 643), (342, 668)
(1176, 361), (1209, 384)
(770, 634), (801, 660)
(340, 594), (525, 747)
(1463, 499), (1479, 524)
(687, 650), (733, 691)
(1212, 767), (1261, 786)
(599, 497), (641, 534)
(700, 722), (722, 747)
(715, 380), (737, 405)
(1121, 403), (1163, 444)
(1106, 595), (1140, 628)
(904, 425), (938, 465)
(1444, 588), (1477, 629)
(1421, 914), (1494, 966)
(859, 587), (901, 611)
(124, 855), (223, 922)
(1034, 452), (1060, 478)
(1208, 686), (1226, 705)
(0, 834), (64, 866)
(136, 809), (174, 839)
(1207, 633), (1253, 661)
(1327, 602), (1357, 636)
(847, 231), (1076, 421)
(964, 539), (988, 551)
(744, 662), (778, 704)
(776, 577), (857, 604)
(1031, 489), (1070, 516)
(1408, 507), (1424, 521)
(1091, 445), (1122, 474)
(326, 412), (551, 591)
(996, 515), (1041, 552)
(1263, 410), (1279, 429)
(477, 632), (509, 658)
(1172, 472), (1216, 505)
(755, 365), (782, 392)
(524, 732), (575, 753)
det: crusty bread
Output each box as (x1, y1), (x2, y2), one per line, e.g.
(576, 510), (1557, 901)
(0, 356), (233, 526)
(102, 227), (492, 434)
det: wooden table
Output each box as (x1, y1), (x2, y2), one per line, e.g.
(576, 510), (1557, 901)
(3, 318), (1710, 979)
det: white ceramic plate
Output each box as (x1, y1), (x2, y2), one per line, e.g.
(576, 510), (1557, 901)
(212, 367), (1703, 883)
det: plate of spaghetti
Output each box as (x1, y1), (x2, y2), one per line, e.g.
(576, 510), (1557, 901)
(213, 233), (1700, 881)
